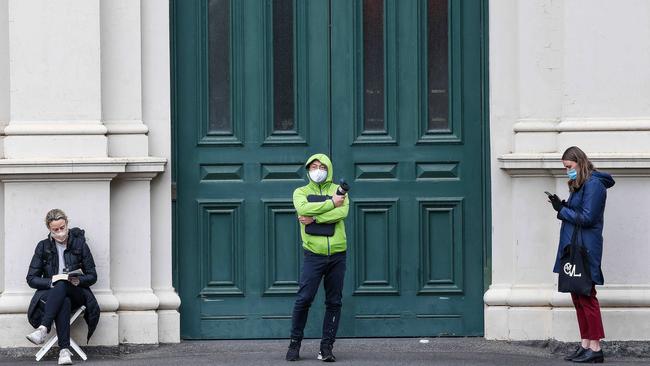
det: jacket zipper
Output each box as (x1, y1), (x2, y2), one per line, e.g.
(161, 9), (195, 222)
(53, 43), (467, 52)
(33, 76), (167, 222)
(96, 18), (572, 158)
(52, 242), (59, 276)
(319, 185), (331, 257)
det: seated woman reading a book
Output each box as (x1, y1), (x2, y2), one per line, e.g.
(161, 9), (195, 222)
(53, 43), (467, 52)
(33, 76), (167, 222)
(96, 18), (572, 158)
(25, 209), (100, 365)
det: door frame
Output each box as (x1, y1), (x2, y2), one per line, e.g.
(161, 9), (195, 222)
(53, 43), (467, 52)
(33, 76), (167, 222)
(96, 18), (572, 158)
(480, 0), (491, 293)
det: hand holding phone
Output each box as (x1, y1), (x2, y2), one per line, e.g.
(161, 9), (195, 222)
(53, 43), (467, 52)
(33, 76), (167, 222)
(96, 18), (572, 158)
(545, 191), (564, 212)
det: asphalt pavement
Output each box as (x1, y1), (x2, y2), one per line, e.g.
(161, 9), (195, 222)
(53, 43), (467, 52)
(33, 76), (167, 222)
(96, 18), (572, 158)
(1, 338), (648, 365)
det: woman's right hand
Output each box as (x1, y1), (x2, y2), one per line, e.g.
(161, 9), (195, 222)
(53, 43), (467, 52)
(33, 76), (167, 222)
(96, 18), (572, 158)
(549, 194), (563, 211)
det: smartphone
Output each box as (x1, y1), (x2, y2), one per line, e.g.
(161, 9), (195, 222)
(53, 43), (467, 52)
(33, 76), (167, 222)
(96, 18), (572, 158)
(544, 191), (553, 197)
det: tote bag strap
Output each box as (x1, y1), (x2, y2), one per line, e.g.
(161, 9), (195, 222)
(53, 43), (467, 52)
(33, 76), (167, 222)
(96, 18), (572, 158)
(569, 223), (581, 245)
(567, 185), (587, 248)
(567, 224), (580, 257)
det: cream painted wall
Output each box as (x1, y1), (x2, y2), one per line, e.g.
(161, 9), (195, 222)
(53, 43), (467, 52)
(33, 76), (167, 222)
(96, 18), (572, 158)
(487, 0), (650, 341)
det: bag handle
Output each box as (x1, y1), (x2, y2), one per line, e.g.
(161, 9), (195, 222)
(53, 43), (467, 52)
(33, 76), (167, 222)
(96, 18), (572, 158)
(569, 224), (581, 245)
(567, 185), (586, 250)
(566, 223), (583, 258)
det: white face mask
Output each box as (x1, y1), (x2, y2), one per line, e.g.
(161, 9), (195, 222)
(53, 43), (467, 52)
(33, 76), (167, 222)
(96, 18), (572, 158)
(51, 228), (68, 243)
(309, 169), (328, 183)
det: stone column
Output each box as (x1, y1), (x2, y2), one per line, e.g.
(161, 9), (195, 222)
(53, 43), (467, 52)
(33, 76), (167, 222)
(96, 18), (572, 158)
(110, 172), (161, 344)
(0, 1), (9, 148)
(100, 0), (154, 344)
(2, 0), (107, 159)
(142, 0), (181, 343)
(101, 0), (149, 157)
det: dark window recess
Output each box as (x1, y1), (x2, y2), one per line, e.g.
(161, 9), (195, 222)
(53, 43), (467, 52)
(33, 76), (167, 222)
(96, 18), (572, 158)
(363, 0), (385, 132)
(208, 0), (231, 133)
(273, 0), (295, 132)
(427, 0), (449, 131)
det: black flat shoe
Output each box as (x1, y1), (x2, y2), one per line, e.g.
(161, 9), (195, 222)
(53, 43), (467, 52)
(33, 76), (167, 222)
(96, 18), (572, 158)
(564, 346), (588, 361)
(572, 349), (604, 363)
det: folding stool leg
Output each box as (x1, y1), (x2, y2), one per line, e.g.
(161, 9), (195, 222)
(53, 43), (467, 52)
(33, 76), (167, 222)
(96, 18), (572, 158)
(68, 306), (88, 360)
(35, 298), (56, 362)
(35, 334), (58, 362)
(70, 306), (85, 323)
(69, 338), (87, 361)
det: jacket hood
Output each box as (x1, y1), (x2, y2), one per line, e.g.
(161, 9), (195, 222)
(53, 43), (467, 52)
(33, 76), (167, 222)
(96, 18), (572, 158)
(305, 153), (333, 184)
(592, 171), (615, 189)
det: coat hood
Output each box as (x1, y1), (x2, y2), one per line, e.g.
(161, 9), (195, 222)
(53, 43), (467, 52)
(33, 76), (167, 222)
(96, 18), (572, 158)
(592, 171), (615, 189)
(305, 153), (334, 184)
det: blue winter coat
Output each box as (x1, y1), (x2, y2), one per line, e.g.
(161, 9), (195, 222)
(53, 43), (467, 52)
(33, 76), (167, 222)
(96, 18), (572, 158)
(553, 171), (615, 285)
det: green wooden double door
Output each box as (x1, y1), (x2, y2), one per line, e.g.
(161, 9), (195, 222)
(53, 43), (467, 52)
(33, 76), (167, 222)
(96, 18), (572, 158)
(173, 0), (488, 339)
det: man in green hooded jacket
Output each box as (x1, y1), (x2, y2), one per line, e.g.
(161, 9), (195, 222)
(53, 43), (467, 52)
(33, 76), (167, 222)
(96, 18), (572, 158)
(286, 153), (349, 362)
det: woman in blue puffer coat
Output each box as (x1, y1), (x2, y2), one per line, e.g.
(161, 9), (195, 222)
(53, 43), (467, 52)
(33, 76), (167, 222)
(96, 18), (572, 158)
(548, 146), (615, 364)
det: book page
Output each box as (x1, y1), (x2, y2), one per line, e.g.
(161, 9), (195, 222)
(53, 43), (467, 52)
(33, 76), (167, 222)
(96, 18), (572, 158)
(52, 274), (68, 283)
(66, 268), (84, 277)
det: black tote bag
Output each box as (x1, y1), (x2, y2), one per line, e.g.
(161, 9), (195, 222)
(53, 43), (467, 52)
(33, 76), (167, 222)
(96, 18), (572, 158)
(304, 194), (335, 237)
(558, 225), (593, 296)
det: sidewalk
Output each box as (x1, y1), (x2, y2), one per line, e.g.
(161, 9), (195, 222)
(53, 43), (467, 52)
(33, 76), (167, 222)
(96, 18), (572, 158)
(2, 338), (648, 365)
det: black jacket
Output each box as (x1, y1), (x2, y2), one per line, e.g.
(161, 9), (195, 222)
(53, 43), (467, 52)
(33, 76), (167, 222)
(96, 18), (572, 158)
(26, 227), (100, 341)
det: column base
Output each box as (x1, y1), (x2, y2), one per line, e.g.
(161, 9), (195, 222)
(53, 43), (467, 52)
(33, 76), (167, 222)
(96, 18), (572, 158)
(157, 310), (180, 343)
(485, 306), (552, 340)
(153, 287), (180, 343)
(485, 305), (650, 341)
(72, 311), (120, 346)
(553, 307), (650, 341)
(117, 310), (159, 344)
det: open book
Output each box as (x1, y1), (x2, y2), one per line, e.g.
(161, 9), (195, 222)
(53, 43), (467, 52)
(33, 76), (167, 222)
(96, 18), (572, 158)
(51, 268), (84, 283)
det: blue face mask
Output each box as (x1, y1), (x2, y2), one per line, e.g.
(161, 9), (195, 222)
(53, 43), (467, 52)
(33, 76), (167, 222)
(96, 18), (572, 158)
(567, 168), (577, 180)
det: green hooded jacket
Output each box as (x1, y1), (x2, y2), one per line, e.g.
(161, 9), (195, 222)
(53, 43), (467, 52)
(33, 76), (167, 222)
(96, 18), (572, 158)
(293, 153), (349, 255)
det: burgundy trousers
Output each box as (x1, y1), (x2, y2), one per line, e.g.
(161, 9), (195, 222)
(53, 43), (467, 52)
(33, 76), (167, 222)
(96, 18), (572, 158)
(571, 285), (605, 340)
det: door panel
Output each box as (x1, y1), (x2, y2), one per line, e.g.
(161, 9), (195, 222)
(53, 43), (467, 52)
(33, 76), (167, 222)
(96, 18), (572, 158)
(173, 0), (487, 339)
(175, 0), (330, 339)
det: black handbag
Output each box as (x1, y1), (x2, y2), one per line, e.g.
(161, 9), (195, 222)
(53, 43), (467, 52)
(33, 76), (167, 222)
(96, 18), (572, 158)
(558, 225), (593, 296)
(304, 195), (335, 237)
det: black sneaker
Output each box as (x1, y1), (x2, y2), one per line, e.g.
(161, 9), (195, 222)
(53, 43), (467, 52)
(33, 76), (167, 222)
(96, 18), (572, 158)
(286, 339), (301, 361)
(318, 344), (336, 362)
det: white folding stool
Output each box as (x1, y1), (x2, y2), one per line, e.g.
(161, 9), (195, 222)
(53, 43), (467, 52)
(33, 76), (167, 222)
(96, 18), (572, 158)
(35, 305), (88, 362)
